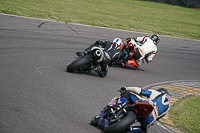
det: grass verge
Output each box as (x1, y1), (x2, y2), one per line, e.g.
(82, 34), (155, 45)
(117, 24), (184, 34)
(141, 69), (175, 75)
(0, 0), (200, 39)
(168, 95), (200, 133)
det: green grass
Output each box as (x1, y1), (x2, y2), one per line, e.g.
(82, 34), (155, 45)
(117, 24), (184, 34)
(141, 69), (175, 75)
(169, 95), (200, 133)
(0, 0), (200, 39)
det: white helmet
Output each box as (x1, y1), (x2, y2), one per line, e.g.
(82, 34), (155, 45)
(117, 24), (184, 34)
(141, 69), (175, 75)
(112, 38), (123, 48)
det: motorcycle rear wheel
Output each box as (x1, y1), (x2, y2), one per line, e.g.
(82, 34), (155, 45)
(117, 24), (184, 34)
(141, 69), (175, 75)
(67, 55), (91, 72)
(104, 111), (136, 133)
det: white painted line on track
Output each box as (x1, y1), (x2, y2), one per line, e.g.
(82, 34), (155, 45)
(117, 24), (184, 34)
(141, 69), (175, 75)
(1, 13), (199, 41)
(36, 66), (52, 74)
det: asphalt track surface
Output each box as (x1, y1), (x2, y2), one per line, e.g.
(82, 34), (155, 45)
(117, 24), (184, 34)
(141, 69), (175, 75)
(0, 13), (200, 133)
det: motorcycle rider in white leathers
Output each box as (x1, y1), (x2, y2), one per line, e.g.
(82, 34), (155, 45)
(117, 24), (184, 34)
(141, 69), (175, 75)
(113, 34), (160, 67)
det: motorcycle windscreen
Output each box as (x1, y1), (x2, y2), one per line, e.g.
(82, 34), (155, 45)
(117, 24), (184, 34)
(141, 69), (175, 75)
(134, 100), (154, 118)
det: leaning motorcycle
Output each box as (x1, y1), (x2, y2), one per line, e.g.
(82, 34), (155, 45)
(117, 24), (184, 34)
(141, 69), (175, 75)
(90, 91), (154, 133)
(67, 47), (104, 74)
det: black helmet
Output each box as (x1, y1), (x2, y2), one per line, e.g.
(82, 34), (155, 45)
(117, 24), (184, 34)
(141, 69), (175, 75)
(157, 88), (169, 95)
(150, 34), (160, 45)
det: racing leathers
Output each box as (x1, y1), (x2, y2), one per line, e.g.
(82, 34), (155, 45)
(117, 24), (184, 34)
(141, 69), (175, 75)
(76, 40), (122, 77)
(121, 36), (158, 67)
(119, 87), (170, 132)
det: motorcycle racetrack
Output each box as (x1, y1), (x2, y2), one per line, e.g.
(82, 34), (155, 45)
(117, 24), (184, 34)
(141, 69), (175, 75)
(1, 14), (200, 133)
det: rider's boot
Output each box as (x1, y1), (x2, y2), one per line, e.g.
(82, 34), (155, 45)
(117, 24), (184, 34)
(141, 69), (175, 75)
(76, 51), (87, 56)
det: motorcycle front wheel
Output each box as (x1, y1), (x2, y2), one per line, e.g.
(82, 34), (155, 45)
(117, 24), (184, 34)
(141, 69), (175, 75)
(104, 111), (136, 133)
(67, 55), (91, 72)
(90, 112), (102, 126)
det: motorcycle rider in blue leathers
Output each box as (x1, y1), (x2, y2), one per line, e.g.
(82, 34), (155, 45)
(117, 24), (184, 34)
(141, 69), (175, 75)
(115, 86), (170, 133)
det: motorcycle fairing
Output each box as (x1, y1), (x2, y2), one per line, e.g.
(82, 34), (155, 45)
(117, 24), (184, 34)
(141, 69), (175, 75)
(134, 100), (154, 118)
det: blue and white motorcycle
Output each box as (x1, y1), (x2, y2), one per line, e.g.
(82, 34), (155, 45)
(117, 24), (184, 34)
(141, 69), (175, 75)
(90, 92), (154, 133)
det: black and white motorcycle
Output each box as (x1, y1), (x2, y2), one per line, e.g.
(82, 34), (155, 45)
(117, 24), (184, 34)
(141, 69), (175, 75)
(67, 40), (123, 77)
(67, 47), (104, 73)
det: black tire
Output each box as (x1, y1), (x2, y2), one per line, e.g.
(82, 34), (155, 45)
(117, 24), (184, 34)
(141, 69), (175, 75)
(67, 55), (91, 72)
(90, 112), (102, 126)
(104, 111), (136, 133)
(90, 117), (100, 126)
(90, 116), (100, 126)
